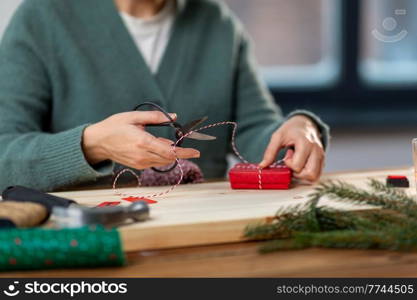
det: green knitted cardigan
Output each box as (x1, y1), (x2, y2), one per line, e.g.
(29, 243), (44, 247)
(0, 0), (329, 191)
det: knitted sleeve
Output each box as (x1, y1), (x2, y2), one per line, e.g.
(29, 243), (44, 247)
(233, 32), (330, 163)
(0, 2), (113, 191)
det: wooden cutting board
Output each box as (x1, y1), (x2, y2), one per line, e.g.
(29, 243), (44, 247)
(52, 167), (413, 252)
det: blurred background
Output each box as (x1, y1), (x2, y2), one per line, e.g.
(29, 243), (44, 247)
(1, 0), (416, 172)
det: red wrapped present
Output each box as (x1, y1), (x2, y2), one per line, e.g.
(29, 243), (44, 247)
(228, 163), (292, 189)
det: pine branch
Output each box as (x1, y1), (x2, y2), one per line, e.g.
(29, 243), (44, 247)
(368, 178), (417, 217)
(244, 200), (319, 240)
(244, 178), (417, 254)
(313, 180), (417, 216)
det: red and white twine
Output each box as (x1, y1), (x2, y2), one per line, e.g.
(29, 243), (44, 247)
(112, 121), (281, 199)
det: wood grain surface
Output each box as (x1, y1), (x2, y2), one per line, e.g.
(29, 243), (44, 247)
(2, 167), (415, 277)
(3, 242), (417, 277)
(53, 167), (414, 252)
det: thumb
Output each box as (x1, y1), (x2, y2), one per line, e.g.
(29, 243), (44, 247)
(124, 111), (177, 125)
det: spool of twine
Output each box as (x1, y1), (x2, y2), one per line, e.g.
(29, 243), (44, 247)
(0, 201), (47, 228)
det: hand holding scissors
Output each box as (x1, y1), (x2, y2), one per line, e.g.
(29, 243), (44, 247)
(135, 102), (216, 172)
(82, 105), (204, 171)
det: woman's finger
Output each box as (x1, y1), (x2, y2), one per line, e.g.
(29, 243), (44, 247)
(120, 111), (177, 125)
(174, 147), (200, 159)
(145, 151), (176, 165)
(158, 137), (175, 145)
(146, 135), (201, 160)
(146, 146), (200, 162)
(293, 147), (324, 182)
(144, 136), (179, 160)
(285, 139), (312, 173)
(259, 134), (284, 168)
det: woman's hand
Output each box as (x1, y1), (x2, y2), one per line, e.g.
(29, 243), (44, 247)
(82, 111), (200, 169)
(259, 115), (325, 182)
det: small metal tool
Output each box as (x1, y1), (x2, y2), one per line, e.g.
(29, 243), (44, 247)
(2, 186), (150, 228)
(51, 201), (149, 228)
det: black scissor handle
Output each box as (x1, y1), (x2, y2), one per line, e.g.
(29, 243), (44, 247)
(133, 102), (175, 123)
(134, 102), (180, 173)
(151, 162), (178, 173)
(2, 186), (76, 215)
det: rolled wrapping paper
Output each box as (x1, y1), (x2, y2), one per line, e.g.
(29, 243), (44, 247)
(0, 226), (125, 271)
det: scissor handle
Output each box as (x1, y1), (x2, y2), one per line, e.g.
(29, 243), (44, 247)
(151, 161), (178, 173)
(134, 102), (182, 173)
(147, 121), (183, 133)
(133, 102), (175, 123)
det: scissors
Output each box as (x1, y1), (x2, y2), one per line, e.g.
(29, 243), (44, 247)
(134, 102), (216, 172)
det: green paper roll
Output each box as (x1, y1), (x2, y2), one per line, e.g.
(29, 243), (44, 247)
(0, 226), (125, 271)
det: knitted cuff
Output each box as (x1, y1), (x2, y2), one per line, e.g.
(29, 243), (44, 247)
(39, 125), (114, 191)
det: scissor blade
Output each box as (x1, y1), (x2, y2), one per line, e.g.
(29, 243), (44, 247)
(181, 116), (208, 133)
(186, 131), (216, 141)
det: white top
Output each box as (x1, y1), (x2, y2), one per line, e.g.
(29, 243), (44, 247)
(120, 0), (176, 73)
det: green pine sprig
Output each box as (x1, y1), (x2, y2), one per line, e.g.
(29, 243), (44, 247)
(244, 179), (417, 253)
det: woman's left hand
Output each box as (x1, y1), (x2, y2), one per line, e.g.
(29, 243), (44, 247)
(259, 115), (325, 182)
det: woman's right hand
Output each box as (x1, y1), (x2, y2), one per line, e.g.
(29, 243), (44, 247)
(82, 111), (200, 169)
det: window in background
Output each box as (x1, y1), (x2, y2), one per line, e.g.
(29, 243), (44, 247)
(360, 0), (417, 86)
(0, 0), (22, 40)
(223, 0), (341, 89)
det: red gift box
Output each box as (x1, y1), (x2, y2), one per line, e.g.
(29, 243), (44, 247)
(228, 163), (292, 189)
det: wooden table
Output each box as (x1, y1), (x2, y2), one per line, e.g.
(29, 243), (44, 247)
(3, 241), (417, 277)
(2, 167), (417, 278)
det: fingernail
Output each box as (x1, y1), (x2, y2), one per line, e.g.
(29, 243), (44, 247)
(169, 113), (177, 119)
(193, 151), (200, 158)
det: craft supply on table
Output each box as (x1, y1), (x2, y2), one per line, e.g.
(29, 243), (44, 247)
(122, 196), (158, 204)
(0, 201), (47, 228)
(2, 186), (150, 228)
(52, 201), (149, 228)
(141, 159), (204, 186)
(386, 175), (409, 188)
(2, 185), (76, 216)
(112, 101), (292, 201)
(97, 201), (121, 207)
(36, 167), (409, 253)
(228, 163), (292, 190)
(0, 226), (125, 271)
(113, 159), (204, 189)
